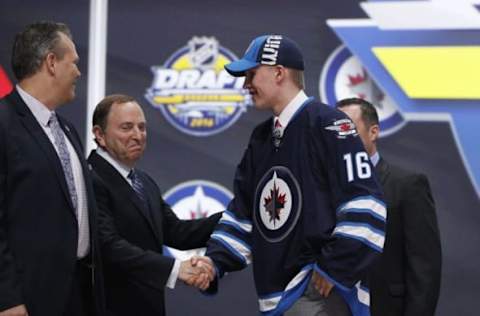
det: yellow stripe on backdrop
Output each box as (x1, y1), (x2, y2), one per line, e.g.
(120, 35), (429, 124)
(372, 46), (480, 99)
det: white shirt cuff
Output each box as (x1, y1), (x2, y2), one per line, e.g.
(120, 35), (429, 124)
(166, 259), (181, 289)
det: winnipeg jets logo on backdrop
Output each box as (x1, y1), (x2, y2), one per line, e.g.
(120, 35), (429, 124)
(320, 45), (405, 136)
(162, 180), (233, 259)
(254, 166), (302, 242)
(326, 0), (480, 197)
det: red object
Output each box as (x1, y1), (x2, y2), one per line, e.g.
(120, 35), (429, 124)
(340, 122), (351, 132)
(274, 118), (282, 128)
(0, 66), (13, 98)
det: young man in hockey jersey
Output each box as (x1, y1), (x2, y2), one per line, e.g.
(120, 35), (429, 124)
(192, 35), (386, 316)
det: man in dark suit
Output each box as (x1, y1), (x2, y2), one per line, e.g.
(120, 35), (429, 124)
(88, 94), (221, 316)
(336, 98), (442, 316)
(0, 21), (105, 316)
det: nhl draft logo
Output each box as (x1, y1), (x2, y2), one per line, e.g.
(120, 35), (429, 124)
(254, 166), (302, 242)
(162, 180), (233, 260)
(319, 45), (405, 136)
(145, 36), (252, 136)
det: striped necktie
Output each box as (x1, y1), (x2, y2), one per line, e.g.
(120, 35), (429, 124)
(273, 118), (283, 148)
(128, 169), (148, 209)
(48, 113), (78, 212)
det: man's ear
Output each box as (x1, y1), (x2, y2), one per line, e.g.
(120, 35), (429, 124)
(92, 125), (106, 147)
(369, 124), (380, 143)
(274, 65), (286, 83)
(45, 52), (57, 76)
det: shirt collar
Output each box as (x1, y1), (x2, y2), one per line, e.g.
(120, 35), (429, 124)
(370, 151), (380, 167)
(96, 147), (132, 180)
(16, 85), (53, 127)
(274, 90), (308, 128)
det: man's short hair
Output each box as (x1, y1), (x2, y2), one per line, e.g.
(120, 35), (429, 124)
(289, 69), (305, 90)
(93, 94), (136, 131)
(336, 97), (379, 127)
(11, 21), (72, 81)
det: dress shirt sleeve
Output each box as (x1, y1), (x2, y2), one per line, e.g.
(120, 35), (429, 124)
(166, 259), (181, 289)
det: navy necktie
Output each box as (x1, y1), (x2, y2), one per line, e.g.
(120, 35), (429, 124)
(128, 169), (148, 209)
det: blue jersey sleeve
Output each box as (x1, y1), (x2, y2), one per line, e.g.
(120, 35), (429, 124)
(312, 108), (386, 289)
(205, 142), (254, 282)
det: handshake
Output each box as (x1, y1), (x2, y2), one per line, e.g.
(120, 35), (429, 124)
(178, 256), (215, 290)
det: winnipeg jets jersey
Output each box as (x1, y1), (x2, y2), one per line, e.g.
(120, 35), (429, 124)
(206, 99), (386, 316)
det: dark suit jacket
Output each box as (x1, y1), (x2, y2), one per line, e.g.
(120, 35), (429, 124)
(0, 90), (105, 315)
(370, 158), (442, 316)
(88, 151), (221, 316)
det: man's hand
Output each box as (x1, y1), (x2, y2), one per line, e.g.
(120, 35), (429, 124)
(312, 272), (334, 297)
(0, 304), (28, 316)
(178, 256), (215, 290)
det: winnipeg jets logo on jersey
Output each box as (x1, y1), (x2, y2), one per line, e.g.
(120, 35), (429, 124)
(259, 171), (292, 230)
(254, 166), (302, 242)
(324, 118), (358, 139)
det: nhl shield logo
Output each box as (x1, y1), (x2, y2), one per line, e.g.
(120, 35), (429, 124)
(319, 45), (406, 136)
(188, 37), (218, 68)
(162, 180), (233, 260)
(254, 166), (302, 242)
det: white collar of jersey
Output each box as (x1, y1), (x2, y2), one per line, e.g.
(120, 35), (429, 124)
(16, 84), (53, 128)
(95, 146), (131, 182)
(274, 90), (308, 129)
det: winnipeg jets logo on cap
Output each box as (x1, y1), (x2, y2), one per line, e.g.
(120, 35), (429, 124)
(261, 35), (282, 66)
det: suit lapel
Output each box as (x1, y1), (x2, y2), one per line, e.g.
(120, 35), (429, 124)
(88, 151), (161, 242)
(375, 157), (389, 186)
(8, 91), (76, 214)
(134, 171), (163, 242)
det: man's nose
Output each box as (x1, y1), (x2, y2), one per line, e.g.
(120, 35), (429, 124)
(243, 78), (250, 89)
(132, 126), (142, 139)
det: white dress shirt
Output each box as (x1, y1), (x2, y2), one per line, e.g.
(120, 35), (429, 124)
(273, 90), (309, 130)
(370, 151), (380, 167)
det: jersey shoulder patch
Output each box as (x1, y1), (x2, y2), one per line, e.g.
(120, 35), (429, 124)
(324, 117), (358, 139)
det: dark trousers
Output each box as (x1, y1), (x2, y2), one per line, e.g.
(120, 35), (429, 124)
(64, 259), (93, 316)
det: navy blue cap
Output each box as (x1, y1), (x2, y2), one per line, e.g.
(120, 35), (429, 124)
(225, 35), (304, 77)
